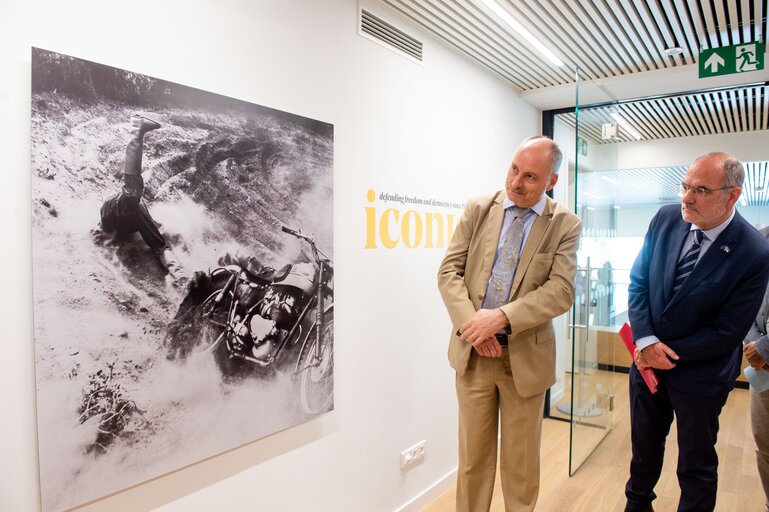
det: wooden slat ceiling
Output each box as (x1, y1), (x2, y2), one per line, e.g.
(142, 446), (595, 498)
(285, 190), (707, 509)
(558, 83), (769, 143)
(377, 0), (767, 92)
(557, 86), (769, 208)
(375, 0), (768, 208)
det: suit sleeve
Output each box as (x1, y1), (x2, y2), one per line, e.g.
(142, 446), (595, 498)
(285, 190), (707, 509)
(627, 212), (660, 341)
(744, 314), (764, 344)
(756, 334), (769, 364)
(752, 229), (769, 362)
(499, 215), (582, 337)
(744, 283), (769, 344)
(754, 286), (769, 362)
(667, 256), (769, 362)
(437, 202), (480, 332)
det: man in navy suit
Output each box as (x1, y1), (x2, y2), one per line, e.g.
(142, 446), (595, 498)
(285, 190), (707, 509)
(625, 152), (769, 512)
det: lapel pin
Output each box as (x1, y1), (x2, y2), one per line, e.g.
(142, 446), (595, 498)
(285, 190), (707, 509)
(720, 245), (730, 253)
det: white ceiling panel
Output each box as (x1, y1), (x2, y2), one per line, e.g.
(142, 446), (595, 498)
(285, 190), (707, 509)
(369, 1), (769, 208)
(377, 0), (768, 92)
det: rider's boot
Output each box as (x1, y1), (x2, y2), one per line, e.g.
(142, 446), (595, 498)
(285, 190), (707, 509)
(124, 114), (161, 176)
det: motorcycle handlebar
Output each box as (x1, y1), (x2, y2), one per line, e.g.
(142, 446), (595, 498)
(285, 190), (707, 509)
(282, 225), (314, 244)
(282, 225), (330, 264)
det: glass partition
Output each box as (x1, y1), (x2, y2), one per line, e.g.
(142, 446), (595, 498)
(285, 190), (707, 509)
(568, 124), (621, 474)
(549, 79), (769, 476)
(552, 67), (622, 475)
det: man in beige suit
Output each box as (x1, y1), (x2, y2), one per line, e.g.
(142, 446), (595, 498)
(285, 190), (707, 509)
(438, 136), (581, 512)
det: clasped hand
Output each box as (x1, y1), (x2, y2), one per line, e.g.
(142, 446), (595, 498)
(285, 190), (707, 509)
(744, 341), (769, 370)
(634, 341), (679, 370)
(458, 308), (508, 358)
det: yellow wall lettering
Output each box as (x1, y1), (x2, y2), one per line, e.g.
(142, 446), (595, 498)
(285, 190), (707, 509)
(365, 189), (458, 249)
(401, 210), (423, 248)
(380, 208), (400, 249)
(364, 205), (378, 248)
(365, 189), (378, 248)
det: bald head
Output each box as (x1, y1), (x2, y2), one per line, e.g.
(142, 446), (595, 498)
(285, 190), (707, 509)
(691, 152), (744, 188)
(505, 136), (561, 208)
(520, 136), (563, 177)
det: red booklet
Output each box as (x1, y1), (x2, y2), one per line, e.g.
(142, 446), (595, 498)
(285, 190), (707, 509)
(619, 322), (659, 394)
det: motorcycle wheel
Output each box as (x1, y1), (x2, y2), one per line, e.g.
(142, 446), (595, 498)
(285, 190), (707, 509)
(297, 310), (334, 415)
(201, 290), (252, 379)
(201, 289), (230, 329)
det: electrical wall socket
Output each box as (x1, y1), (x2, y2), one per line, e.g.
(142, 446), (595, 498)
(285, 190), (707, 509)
(400, 440), (426, 470)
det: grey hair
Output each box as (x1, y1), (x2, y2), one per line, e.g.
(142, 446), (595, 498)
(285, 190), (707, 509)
(522, 135), (563, 176)
(695, 152), (744, 188)
(722, 156), (744, 188)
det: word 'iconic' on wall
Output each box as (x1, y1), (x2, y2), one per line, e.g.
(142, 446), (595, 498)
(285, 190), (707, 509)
(365, 189), (457, 249)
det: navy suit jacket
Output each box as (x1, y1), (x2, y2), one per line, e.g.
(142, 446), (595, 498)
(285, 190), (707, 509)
(629, 204), (769, 396)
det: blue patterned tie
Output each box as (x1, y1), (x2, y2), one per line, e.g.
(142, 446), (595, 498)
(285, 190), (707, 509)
(483, 206), (531, 309)
(672, 229), (704, 294)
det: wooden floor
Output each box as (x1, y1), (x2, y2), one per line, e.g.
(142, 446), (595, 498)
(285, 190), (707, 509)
(422, 373), (766, 512)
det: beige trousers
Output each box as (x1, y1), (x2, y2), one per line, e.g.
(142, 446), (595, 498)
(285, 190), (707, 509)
(455, 348), (546, 512)
(752, 386), (769, 511)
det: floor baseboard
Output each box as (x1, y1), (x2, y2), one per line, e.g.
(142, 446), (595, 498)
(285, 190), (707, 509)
(396, 467), (457, 512)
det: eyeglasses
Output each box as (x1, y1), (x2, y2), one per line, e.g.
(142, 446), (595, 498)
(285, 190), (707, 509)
(679, 183), (732, 196)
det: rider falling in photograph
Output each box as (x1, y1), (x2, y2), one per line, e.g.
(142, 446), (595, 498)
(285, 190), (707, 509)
(99, 114), (184, 281)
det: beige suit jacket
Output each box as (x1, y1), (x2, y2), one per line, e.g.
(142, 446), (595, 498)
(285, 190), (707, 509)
(437, 191), (582, 398)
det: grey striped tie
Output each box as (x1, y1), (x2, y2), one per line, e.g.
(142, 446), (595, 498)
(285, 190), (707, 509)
(672, 229), (704, 294)
(483, 207), (530, 309)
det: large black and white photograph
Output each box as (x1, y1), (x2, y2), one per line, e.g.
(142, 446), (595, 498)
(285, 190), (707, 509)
(30, 48), (334, 512)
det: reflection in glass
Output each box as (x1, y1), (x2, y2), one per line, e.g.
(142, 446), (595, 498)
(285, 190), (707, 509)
(551, 75), (768, 477)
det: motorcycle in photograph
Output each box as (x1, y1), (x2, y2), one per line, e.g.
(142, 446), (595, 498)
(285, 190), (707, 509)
(197, 226), (333, 415)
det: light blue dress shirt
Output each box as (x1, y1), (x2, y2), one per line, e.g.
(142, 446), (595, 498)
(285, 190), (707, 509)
(484, 194), (546, 295)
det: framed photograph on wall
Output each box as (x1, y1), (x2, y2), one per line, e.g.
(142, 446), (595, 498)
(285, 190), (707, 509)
(30, 47), (334, 512)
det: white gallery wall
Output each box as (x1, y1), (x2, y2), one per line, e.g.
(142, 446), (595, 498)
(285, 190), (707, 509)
(0, 0), (539, 511)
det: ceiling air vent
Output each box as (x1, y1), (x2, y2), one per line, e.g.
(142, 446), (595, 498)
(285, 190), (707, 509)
(360, 8), (423, 62)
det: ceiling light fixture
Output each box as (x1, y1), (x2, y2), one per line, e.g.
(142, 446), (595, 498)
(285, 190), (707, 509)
(664, 47), (684, 56)
(611, 113), (642, 140)
(478, 0), (564, 67)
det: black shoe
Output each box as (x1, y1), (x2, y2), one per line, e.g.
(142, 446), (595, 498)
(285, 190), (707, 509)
(624, 505), (653, 512)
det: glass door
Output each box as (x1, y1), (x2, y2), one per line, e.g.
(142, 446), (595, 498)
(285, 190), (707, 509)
(551, 68), (623, 475)
(549, 80), (769, 476)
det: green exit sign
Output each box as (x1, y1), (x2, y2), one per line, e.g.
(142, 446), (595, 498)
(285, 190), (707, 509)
(577, 136), (587, 157)
(699, 42), (765, 78)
